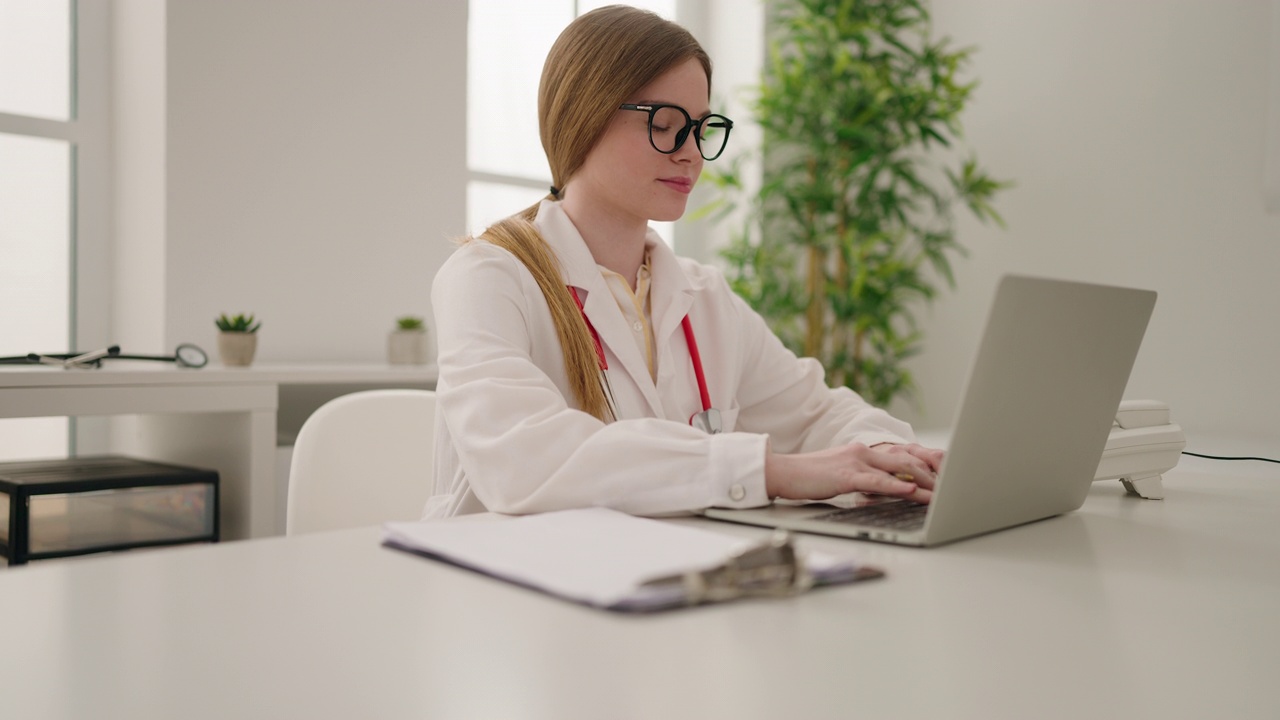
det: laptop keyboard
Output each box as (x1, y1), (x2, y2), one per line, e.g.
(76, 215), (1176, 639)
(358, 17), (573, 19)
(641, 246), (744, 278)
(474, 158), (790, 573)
(811, 501), (928, 531)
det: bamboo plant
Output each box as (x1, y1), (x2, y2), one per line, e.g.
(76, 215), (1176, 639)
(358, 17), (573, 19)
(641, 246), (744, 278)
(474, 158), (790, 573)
(707, 0), (1008, 407)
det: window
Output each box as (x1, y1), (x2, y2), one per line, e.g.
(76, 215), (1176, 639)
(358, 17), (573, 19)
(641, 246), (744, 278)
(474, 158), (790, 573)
(0, 0), (74, 460)
(466, 0), (677, 243)
(0, 0), (107, 461)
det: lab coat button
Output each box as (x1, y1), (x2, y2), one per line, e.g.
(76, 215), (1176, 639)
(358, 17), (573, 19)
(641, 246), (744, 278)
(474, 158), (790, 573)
(632, 321), (643, 332)
(729, 484), (746, 502)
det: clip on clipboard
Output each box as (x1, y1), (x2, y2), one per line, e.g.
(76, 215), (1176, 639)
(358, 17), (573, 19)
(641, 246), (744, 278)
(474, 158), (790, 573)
(382, 508), (883, 613)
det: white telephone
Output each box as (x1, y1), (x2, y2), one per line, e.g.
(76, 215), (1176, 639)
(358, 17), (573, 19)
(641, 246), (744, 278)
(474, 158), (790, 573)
(1093, 399), (1185, 499)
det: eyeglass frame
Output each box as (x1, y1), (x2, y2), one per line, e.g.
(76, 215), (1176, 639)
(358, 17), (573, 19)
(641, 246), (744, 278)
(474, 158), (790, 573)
(618, 103), (734, 161)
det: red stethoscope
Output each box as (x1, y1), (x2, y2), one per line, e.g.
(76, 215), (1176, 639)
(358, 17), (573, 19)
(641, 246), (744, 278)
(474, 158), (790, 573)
(570, 287), (721, 434)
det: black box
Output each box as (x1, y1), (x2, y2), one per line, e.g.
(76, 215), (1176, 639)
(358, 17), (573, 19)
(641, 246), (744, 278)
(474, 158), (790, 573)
(0, 455), (219, 565)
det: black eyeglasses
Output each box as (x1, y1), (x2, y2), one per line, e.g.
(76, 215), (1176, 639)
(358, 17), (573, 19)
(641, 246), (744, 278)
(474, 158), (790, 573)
(619, 103), (734, 161)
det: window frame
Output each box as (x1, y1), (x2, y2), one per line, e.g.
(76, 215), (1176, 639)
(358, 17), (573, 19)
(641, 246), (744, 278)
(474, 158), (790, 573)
(0, 0), (112, 455)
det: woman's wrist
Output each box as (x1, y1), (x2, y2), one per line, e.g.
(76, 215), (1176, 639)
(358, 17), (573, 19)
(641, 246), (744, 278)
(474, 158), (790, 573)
(764, 449), (794, 500)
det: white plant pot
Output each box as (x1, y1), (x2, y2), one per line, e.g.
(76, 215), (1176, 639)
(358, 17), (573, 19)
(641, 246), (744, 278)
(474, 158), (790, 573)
(388, 329), (428, 365)
(218, 332), (258, 367)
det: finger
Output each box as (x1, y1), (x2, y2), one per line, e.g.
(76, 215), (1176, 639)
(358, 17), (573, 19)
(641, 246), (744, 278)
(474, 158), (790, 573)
(906, 444), (945, 472)
(882, 474), (934, 504)
(859, 476), (933, 504)
(850, 444), (936, 491)
(894, 461), (936, 488)
(873, 455), (938, 490)
(905, 484), (933, 504)
(855, 471), (919, 497)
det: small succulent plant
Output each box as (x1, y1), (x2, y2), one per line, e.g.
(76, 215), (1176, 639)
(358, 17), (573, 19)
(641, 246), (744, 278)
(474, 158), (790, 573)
(215, 313), (261, 333)
(396, 316), (426, 331)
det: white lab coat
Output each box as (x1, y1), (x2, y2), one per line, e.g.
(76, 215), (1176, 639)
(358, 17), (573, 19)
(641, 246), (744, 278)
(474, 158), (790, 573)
(425, 200), (915, 518)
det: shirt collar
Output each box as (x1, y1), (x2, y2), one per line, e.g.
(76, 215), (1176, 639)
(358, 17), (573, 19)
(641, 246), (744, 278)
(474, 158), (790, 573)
(532, 199), (697, 297)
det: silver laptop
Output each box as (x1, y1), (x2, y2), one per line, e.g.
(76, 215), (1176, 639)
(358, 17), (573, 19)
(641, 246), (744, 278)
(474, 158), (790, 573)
(703, 274), (1156, 547)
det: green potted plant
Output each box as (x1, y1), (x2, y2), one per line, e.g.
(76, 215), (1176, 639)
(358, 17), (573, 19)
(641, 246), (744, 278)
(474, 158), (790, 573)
(388, 315), (428, 365)
(215, 313), (261, 367)
(707, 0), (1008, 408)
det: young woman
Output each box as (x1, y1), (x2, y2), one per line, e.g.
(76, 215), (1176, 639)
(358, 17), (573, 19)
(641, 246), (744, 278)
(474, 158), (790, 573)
(425, 5), (942, 519)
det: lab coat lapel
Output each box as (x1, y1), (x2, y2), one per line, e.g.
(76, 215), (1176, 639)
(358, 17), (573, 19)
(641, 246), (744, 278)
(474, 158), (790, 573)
(534, 202), (664, 417)
(647, 236), (697, 417)
(646, 235), (694, 356)
(579, 280), (664, 416)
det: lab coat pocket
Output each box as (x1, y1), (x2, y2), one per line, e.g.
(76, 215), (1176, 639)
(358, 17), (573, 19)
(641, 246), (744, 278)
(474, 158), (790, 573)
(717, 404), (741, 433)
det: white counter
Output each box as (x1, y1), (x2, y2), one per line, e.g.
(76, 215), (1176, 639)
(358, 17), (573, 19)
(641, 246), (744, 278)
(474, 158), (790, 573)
(0, 363), (438, 539)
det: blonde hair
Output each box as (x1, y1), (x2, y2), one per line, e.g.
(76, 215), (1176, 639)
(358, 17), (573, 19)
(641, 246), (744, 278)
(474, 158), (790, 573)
(470, 6), (712, 422)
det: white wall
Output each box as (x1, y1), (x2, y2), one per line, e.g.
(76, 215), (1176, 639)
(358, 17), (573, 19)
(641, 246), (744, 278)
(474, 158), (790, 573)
(113, 0), (167, 356)
(115, 0), (467, 364)
(109, 0), (1276, 444)
(885, 0), (1280, 443)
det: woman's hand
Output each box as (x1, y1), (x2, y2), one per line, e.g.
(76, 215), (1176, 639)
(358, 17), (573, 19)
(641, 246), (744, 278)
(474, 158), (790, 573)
(764, 442), (944, 504)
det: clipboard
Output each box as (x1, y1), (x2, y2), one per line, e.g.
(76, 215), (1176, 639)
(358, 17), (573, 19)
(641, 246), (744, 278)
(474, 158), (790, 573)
(382, 508), (883, 612)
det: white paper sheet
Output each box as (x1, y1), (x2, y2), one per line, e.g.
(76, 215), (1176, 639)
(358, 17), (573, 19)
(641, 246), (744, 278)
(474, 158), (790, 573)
(382, 508), (871, 611)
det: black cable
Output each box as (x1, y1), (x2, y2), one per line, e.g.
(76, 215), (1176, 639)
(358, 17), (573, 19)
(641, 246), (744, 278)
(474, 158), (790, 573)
(1182, 451), (1280, 465)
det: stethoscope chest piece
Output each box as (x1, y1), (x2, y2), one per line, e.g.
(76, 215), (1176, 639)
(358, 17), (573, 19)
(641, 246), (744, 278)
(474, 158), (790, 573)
(690, 408), (722, 435)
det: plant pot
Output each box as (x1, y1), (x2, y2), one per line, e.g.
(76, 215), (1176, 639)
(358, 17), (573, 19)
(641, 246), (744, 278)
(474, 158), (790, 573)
(218, 332), (258, 367)
(388, 329), (428, 365)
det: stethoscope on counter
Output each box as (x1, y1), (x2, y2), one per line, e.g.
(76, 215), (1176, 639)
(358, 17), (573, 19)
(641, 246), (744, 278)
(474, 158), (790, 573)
(0, 343), (209, 370)
(570, 288), (721, 434)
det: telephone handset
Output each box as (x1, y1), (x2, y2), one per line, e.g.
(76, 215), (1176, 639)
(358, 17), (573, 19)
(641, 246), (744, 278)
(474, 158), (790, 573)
(1093, 399), (1185, 499)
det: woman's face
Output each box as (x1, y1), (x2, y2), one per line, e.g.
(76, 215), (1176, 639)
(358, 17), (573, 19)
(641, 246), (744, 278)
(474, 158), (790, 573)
(566, 57), (710, 226)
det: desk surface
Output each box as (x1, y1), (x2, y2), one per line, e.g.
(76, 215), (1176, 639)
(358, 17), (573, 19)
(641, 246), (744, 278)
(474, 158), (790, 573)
(1, 456), (1277, 719)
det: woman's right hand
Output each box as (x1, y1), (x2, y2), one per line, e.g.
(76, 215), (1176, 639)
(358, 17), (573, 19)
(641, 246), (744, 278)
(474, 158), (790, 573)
(764, 442), (940, 504)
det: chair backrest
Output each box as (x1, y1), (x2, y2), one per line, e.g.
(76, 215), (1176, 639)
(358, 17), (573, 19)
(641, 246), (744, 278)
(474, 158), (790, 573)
(286, 389), (436, 536)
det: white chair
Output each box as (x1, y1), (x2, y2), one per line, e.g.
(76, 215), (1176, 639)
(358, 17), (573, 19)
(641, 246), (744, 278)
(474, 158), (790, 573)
(286, 389), (436, 535)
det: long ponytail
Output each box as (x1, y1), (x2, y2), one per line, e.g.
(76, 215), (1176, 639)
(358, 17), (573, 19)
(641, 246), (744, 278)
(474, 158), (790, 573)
(470, 202), (614, 423)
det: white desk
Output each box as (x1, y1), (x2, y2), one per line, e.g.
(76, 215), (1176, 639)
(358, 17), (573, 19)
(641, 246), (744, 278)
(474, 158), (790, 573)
(0, 364), (437, 540)
(0, 456), (1276, 719)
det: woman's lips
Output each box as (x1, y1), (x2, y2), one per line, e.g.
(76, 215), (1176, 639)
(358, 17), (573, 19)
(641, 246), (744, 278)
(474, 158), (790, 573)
(658, 177), (693, 194)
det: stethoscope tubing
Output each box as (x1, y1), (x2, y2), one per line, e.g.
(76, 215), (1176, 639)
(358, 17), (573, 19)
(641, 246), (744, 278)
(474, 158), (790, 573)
(0, 343), (208, 369)
(680, 316), (712, 413)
